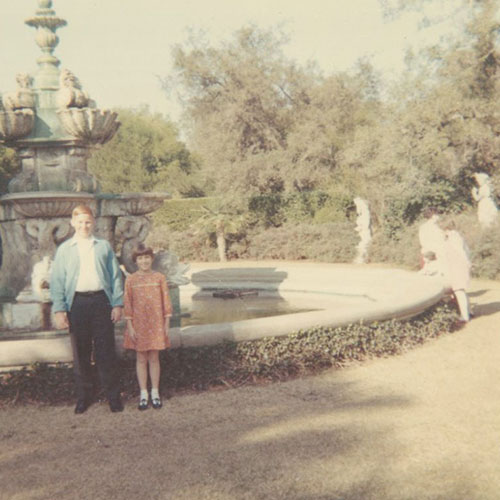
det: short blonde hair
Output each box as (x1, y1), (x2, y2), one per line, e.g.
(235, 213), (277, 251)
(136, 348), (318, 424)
(72, 204), (94, 218)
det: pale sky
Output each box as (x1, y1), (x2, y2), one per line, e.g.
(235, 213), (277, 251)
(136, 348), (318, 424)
(0, 0), (469, 123)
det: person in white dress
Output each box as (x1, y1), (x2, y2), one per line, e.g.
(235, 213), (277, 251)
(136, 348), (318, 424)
(442, 221), (472, 322)
(418, 208), (446, 272)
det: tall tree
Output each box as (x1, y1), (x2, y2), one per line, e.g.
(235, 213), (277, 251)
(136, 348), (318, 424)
(88, 107), (201, 196)
(167, 26), (314, 198)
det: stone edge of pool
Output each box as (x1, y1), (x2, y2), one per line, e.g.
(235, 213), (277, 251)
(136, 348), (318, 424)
(0, 262), (446, 368)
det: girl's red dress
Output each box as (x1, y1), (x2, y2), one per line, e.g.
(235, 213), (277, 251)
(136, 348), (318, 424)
(123, 271), (172, 351)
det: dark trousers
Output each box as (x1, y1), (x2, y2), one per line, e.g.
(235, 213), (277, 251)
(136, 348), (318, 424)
(68, 291), (120, 402)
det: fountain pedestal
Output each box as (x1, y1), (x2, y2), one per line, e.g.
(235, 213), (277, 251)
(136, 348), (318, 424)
(0, 1), (176, 333)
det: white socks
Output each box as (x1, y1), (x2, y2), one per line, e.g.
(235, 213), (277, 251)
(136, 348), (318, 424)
(454, 290), (470, 321)
(140, 389), (160, 401)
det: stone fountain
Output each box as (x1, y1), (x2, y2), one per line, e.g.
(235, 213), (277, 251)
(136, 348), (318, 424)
(0, 0), (170, 331)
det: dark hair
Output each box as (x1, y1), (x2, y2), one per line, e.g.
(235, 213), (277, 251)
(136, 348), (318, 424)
(422, 207), (438, 219)
(132, 244), (154, 262)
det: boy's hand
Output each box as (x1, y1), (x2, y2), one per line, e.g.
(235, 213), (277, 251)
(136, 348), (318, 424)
(54, 311), (69, 329)
(111, 306), (122, 323)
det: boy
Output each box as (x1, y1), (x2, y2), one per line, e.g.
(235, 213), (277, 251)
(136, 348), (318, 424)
(51, 204), (124, 414)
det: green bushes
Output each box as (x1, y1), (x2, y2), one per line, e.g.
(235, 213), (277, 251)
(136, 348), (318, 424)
(151, 197), (219, 231)
(239, 222), (357, 262)
(147, 194), (500, 280)
(0, 301), (459, 405)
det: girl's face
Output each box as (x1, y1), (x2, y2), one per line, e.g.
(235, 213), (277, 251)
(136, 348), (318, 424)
(136, 254), (153, 272)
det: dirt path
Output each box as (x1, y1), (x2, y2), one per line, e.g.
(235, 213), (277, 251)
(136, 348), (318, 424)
(2, 279), (500, 500)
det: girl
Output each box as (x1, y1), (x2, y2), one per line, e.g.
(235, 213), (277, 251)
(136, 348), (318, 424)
(123, 244), (172, 410)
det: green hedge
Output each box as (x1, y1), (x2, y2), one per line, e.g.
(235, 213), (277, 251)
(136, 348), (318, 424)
(0, 301), (459, 405)
(151, 197), (220, 231)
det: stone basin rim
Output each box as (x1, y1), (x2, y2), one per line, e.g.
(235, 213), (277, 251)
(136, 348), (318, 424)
(0, 262), (448, 368)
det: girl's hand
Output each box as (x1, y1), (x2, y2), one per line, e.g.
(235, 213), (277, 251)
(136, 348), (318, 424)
(164, 315), (172, 333)
(127, 323), (137, 341)
(111, 306), (123, 323)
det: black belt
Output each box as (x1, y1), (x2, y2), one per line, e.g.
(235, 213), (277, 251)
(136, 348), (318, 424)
(75, 290), (105, 297)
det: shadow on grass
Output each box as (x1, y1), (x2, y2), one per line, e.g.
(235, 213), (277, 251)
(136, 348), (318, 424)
(0, 373), (484, 500)
(472, 301), (500, 317)
(0, 377), (411, 500)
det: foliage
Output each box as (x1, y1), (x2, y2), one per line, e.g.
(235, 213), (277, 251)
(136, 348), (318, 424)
(248, 190), (336, 227)
(151, 197), (220, 231)
(0, 146), (20, 194)
(146, 224), (218, 262)
(88, 107), (201, 196)
(0, 301), (459, 405)
(237, 222), (357, 262)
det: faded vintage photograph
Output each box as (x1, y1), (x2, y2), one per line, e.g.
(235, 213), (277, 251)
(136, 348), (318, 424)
(1, 1), (499, 499)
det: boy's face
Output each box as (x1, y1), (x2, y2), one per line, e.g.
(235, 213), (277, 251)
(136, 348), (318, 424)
(71, 213), (95, 239)
(136, 254), (153, 272)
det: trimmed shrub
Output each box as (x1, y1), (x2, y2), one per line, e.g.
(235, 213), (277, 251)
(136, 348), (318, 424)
(0, 301), (459, 405)
(369, 224), (421, 269)
(146, 225), (218, 262)
(240, 222), (357, 262)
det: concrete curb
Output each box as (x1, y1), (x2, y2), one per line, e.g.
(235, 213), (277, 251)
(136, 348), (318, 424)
(0, 262), (446, 367)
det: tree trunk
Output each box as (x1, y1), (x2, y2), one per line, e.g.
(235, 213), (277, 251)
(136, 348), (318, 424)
(216, 231), (227, 262)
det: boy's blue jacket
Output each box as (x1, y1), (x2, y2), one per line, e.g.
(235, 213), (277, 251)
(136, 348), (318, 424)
(50, 236), (124, 312)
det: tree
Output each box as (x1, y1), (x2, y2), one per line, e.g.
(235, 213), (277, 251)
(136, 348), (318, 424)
(88, 107), (202, 196)
(191, 199), (247, 261)
(166, 26), (315, 197)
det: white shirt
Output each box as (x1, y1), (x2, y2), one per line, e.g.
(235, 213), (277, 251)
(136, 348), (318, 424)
(73, 236), (103, 292)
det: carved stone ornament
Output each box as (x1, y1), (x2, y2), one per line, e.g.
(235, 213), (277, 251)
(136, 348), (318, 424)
(57, 108), (120, 144)
(0, 109), (35, 141)
(56, 69), (90, 109)
(1, 192), (96, 218)
(2, 73), (35, 111)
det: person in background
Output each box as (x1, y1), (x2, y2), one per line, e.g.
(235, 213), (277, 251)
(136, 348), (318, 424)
(123, 244), (172, 410)
(50, 204), (124, 414)
(443, 221), (472, 323)
(418, 207), (446, 271)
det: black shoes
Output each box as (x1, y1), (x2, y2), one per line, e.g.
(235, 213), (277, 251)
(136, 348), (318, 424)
(138, 398), (149, 411)
(109, 397), (124, 413)
(74, 397), (124, 413)
(151, 397), (162, 410)
(74, 399), (91, 414)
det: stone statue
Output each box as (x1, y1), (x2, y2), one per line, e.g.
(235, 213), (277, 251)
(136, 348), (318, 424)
(153, 250), (190, 286)
(353, 197), (371, 264)
(31, 255), (52, 303)
(2, 73), (35, 110)
(56, 69), (90, 109)
(471, 172), (498, 229)
(114, 216), (151, 272)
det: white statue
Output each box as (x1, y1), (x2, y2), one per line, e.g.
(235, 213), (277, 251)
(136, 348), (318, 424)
(2, 73), (35, 110)
(31, 255), (52, 303)
(353, 197), (371, 264)
(471, 172), (498, 229)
